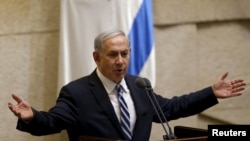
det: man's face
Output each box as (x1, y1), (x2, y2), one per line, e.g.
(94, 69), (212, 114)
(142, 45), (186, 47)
(94, 35), (130, 84)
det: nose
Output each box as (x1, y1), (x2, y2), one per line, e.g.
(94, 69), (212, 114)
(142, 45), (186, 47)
(115, 54), (123, 63)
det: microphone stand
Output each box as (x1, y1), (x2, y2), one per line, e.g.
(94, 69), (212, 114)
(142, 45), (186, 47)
(144, 87), (170, 140)
(144, 78), (177, 140)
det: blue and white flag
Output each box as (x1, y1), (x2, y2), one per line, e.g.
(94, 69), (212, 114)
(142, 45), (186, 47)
(59, 0), (156, 90)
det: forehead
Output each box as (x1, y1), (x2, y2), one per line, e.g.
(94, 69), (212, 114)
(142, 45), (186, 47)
(105, 35), (128, 43)
(103, 35), (129, 48)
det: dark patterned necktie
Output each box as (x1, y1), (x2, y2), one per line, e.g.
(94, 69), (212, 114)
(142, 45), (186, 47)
(116, 84), (132, 141)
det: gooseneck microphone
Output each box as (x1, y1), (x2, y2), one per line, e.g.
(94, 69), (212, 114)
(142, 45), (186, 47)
(135, 77), (177, 140)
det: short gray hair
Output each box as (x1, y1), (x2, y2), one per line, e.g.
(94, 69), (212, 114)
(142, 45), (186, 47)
(94, 30), (127, 52)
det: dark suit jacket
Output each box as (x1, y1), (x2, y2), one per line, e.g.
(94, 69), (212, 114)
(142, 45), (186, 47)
(17, 70), (218, 141)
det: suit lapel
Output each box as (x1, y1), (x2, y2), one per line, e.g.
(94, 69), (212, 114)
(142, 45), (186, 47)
(125, 76), (148, 117)
(125, 76), (148, 133)
(88, 71), (124, 136)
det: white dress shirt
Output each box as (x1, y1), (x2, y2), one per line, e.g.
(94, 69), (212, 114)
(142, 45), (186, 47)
(96, 69), (136, 134)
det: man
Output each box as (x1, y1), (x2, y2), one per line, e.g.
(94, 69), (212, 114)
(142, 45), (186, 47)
(8, 30), (246, 141)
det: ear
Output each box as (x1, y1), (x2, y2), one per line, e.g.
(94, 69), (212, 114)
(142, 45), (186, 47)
(93, 51), (99, 62)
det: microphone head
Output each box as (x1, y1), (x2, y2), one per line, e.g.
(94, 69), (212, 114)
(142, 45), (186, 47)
(143, 77), (152, 88)
(135, 77), (147, 89)
(135, 77), (152, 90)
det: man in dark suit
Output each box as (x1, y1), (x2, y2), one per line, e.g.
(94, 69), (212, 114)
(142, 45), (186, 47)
(8, 30), (246, 141)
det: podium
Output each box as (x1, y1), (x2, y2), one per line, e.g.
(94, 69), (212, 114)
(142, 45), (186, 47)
(79, 126), (208, 141)
(169, 126), (207, 141)
(79, 136), (119, 141)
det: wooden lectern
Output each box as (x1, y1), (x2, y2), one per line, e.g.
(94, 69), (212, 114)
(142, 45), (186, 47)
(168, 126), (208, 141)
(79, 126), (208, 141)
(79, 136), (120, 141)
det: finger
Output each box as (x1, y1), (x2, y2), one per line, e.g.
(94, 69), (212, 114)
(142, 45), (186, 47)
(12, 94), (23, 103)
(231, 79), (244, 84)
(233, 87), (245, 93)
(231, 93), (242, 97)
(8, 106), (19, 117)
(235, 79), (245, 84)
(8, 102), (14, 111)
(8, 102), (18, 114)
(232, 82), (246, 89)
(220, 71), (228, 81)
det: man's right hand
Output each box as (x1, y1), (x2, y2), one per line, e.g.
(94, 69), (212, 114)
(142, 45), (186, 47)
(8, 94), (34, 121)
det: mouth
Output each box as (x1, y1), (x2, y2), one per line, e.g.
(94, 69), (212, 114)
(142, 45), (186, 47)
(116, 68), (125, 74)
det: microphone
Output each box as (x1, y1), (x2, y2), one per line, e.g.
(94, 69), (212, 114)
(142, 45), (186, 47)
(135, 77), (177, 140)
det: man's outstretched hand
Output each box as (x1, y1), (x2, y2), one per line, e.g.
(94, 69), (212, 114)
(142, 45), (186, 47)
(8, 94), (34, 121)
(212, 71), (246, 99)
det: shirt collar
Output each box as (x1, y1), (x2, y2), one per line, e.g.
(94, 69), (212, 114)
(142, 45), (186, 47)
(96, 68), (128, 94)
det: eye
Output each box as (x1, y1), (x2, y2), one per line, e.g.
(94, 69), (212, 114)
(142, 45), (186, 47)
(121, 51), (129, 58)
(108, 52), (117, 58)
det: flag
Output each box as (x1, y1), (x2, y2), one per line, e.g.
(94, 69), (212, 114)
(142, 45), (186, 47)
(128, 0), (156, 87)
(58, 0), (156, 90)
